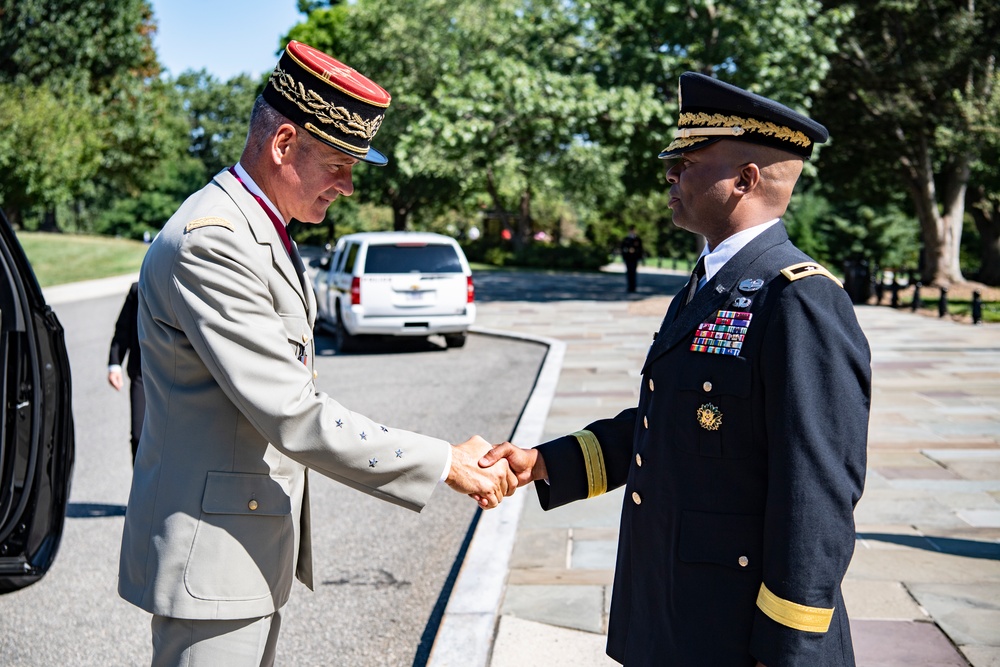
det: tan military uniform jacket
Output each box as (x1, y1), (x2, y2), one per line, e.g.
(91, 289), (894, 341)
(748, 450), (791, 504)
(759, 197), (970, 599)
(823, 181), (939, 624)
(118, 169), (449, 620)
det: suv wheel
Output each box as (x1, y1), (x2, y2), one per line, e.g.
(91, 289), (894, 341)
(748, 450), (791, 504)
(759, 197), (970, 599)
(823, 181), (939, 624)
(334, 307), (357, 353)
(444, 333), (467, 349)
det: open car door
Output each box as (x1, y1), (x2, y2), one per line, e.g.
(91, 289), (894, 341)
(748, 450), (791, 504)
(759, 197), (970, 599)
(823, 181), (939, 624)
(0, 211), (74, 593)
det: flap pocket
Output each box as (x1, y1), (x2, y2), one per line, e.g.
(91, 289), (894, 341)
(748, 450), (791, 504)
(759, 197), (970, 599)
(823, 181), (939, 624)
(202, 472), (291, 517)
(679, 510), (763, 571)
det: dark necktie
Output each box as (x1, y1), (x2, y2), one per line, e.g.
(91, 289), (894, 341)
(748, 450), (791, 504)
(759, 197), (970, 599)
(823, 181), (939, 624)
(684, 255), (707, 306)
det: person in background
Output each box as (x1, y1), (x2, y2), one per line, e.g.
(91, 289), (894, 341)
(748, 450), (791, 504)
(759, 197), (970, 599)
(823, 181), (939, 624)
(620, 226), (644, 293)
(107, 281), (142, 464)
(483, 71), (870, 667)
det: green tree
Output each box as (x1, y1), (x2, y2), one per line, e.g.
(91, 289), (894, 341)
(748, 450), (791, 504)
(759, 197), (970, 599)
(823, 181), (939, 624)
(816, 0), (1000, 286)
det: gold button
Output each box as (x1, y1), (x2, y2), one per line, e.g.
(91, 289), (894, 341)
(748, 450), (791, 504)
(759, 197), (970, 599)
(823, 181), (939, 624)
(635, 453), (642, 467)
(648, 378), (655, 391)
(643, 416), (649, 429)
(248, 499), (259, 511)
(631, 491), (642, 505)
(703, 381), (713, 392)
(302, 333), (309, 343)
(313, 370), (318, 379)
(738, 556), (748, 567)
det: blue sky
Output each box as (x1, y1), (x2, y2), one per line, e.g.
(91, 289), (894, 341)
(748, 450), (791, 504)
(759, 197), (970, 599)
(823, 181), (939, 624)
(149, 0), (303, 80)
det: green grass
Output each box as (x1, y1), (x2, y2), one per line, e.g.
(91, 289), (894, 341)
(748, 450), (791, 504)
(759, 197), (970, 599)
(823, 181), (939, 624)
(17, 232), (148, 287)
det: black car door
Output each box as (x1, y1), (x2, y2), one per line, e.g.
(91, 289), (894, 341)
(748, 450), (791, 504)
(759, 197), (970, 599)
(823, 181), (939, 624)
(0, 211), (74, 593)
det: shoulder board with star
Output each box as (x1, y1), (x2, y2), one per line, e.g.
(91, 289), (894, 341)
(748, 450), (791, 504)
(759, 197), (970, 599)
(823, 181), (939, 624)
(185, 216), (235, 233)
(779, 262), (843, 289)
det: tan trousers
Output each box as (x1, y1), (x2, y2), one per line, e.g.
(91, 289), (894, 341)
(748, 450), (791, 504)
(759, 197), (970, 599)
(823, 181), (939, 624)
(151, 610), (282, 667)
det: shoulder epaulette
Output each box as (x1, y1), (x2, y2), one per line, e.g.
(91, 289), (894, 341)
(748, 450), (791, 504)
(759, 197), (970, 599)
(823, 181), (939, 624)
(780, 262), (843, 289)
(185, 216), (234, 233)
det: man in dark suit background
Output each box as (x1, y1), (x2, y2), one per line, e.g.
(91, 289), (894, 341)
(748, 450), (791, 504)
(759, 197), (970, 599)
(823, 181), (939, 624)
(620, 227), (644, 293)
(108, 281), (143, 464)
(484, 72), (871, 666)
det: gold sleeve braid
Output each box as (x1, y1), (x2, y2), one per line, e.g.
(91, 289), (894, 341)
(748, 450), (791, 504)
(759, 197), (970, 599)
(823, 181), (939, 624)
(571, 430), (607, 498)
(756, 583), (834, 633)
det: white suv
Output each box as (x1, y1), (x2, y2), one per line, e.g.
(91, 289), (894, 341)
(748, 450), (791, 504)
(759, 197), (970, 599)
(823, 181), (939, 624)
(313, 232), (476, 350)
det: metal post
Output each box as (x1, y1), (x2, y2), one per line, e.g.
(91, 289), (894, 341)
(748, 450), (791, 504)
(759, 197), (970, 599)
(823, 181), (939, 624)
(938, 286), (948, 318)
(911, 282), (922, 312)
(972, 290), (983, 325)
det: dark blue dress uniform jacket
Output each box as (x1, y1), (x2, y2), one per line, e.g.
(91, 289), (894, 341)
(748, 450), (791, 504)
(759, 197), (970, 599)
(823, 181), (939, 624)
(536, 223), (870, 667)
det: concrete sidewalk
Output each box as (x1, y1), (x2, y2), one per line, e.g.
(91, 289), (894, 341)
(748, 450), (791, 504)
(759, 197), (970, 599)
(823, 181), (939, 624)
(431, 268), (1000, 667)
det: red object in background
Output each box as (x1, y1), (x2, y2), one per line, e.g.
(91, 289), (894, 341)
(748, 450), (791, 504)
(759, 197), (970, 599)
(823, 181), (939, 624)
(501, 229), (512, 240)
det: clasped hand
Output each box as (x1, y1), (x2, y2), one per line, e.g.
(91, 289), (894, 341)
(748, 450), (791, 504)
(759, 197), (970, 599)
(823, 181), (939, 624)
(447, 438), (547, 509)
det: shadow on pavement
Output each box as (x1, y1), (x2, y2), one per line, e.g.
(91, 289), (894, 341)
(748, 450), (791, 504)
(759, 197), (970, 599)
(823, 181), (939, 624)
(67, 503), (127, 518)
(858, 532), (1000, 560)
(472, 270), (686, 303)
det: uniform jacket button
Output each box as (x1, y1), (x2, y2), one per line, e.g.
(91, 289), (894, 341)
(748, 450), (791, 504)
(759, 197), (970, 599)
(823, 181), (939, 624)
(302, 333), (309, 343)
(635, 453), (642, 467)
(648, 378), (655, 391)
(313, 370), (318, 379)
(643, 415), (649, 429)
(248, 499), (259, 511)
(738, 555), (749, 567)
(632, 491), (642, 505)
(703, 381), (713, 392)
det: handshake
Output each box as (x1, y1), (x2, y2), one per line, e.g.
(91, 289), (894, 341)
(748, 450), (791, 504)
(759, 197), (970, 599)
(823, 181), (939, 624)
(445, 436), (549, 509)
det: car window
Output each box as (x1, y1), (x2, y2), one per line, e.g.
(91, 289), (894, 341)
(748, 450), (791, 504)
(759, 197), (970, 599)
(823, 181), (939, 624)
(343, 243), (360, 274)
(364, 244), (463, 274)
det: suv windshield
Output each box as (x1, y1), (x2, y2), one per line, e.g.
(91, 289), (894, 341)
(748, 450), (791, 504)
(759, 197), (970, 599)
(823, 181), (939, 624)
(364, 244), (462, 274)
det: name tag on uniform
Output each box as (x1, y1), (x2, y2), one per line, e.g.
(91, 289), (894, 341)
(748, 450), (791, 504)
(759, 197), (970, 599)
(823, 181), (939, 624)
(690, 310), (752, 356)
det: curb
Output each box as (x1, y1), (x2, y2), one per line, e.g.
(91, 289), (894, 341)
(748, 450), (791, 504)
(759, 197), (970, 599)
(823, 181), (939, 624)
(426, 326), (566, 667)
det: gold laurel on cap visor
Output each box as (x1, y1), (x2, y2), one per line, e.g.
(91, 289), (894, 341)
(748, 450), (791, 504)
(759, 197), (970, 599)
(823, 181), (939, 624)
(660, 112), (813, 159)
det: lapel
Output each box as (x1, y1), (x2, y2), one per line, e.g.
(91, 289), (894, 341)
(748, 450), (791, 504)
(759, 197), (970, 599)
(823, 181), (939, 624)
(641, 222), (789, 374)
(214, 170), (309, 315)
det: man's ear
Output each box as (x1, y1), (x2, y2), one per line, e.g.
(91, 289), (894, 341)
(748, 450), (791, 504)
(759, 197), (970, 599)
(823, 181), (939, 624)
(271, 124), (297, 164)
(734, 162), (761, 195)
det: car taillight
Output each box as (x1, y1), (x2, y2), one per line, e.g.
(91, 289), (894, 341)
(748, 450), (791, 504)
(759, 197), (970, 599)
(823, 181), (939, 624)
(467, 276), (475, 303)
(351, 277), (361, 305)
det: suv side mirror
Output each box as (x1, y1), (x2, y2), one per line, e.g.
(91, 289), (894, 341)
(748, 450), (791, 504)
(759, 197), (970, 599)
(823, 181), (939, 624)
(318, 256), (331, 271)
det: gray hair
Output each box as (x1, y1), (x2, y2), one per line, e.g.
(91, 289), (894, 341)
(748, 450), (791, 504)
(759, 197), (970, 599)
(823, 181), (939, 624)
(244, 95), (289, 158)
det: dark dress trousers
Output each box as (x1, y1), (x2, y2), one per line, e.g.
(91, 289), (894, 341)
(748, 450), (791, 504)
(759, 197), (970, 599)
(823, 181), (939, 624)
(536, 222), (870, 666)
(109, 282), (144, 460)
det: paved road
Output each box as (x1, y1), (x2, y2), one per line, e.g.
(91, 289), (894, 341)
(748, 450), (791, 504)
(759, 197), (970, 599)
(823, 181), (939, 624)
(0, 286), (546, 666)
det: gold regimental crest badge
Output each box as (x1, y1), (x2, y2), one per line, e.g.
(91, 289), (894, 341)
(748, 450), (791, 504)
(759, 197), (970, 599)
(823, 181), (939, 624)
(697, 403), (723, 431)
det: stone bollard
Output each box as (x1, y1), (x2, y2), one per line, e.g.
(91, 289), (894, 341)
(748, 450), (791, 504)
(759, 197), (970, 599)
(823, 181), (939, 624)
(972, 290), (983, 325)
(938, 286), (949, 318)
(911, 282), (922, 312)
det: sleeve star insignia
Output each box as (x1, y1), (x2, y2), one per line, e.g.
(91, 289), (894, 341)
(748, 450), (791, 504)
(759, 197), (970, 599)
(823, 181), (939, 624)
(368, 457), (377, 467)
(360, 431), (367, 440)
(395, 449), (403, 458)
(335, 419), (343, 428)
(380, 426), (388, 432)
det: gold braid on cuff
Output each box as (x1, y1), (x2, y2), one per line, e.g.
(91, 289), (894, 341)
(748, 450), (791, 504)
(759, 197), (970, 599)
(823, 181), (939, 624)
(756, 583), (834, 633)
(572, 430), (607, 498)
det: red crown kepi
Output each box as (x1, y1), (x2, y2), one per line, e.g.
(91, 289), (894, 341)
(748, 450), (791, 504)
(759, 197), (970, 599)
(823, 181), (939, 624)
(264, 40), (391, 166)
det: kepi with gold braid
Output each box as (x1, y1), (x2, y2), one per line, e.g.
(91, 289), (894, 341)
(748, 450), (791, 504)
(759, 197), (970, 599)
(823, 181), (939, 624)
(659, 72), (828, 160)
(264, 40), (391, 166)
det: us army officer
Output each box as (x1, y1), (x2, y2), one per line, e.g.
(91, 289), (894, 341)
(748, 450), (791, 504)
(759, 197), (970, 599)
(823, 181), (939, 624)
(118, 41), (513, 666)
(484, 72), (871, 666)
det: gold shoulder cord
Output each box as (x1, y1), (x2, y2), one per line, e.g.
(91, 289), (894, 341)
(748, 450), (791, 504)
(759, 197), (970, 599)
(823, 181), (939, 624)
(780, 261), (844, 289)
(185, 217), (235, 233)
(756, 583), (834, 633)
(571, 430), (607, 498)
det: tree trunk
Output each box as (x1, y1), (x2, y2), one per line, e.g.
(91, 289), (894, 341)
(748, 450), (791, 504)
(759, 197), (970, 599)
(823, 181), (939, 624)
(391, 196), (410, 232)
(901, 135), (966, 286)
(512, 188), (532, 253)
(3, 206), (22, 230)
(969, 184), (1000, 286)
